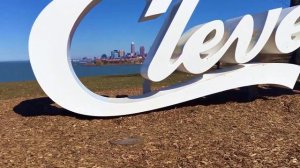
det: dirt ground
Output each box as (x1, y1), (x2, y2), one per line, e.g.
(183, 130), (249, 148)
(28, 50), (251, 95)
(1, 85), (300, 167)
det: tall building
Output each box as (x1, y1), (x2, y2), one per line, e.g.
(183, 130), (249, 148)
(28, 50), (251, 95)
(140, 46), (145, 57)
(119, 50), (125, 57)
(111, 50), (119, 58)
(131, 42), (136, 56)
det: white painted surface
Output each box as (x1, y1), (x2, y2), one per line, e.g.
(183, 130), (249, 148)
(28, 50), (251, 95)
(29, 0), (300, 116)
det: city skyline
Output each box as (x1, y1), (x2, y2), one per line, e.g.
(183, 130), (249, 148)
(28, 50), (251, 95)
(72, 41), (147, 60)
(0, 0), (288, 61)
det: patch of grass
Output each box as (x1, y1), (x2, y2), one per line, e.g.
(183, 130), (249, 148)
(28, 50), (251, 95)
(0, 72), (195, 100)
(80, 75), (144, 92)
(0, 81), (45, 100)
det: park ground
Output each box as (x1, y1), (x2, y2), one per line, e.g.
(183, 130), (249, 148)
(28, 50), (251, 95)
(0, 73), (300, 167)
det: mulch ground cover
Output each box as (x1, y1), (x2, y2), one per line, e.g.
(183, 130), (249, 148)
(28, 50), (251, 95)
(1, 85), (300, 167)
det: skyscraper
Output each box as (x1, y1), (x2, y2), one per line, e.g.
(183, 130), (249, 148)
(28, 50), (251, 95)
(131, 42), (135, 56)
(111, 50), (119, 58)
(140, 46), (145, 57)
(119, 50), (125, 57)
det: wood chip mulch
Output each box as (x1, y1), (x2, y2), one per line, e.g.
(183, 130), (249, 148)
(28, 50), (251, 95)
(1, 86), (300, 167)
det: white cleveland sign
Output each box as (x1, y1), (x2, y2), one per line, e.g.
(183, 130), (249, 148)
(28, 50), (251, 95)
(29, 0), (300, 116)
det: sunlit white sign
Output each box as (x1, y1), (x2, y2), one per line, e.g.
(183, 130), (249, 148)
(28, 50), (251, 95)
(29, 0), (300, 117)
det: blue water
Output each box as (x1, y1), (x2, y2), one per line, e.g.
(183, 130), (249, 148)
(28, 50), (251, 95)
(0, 61), (142, 83)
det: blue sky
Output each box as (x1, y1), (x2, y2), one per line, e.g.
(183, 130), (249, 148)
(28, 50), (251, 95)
(0, 0), (288, 61)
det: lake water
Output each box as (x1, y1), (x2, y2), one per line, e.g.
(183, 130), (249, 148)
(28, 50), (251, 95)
(0, 61), (142, 83)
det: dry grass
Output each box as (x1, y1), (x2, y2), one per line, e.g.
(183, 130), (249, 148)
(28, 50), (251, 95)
(0, 72), (194, 100)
